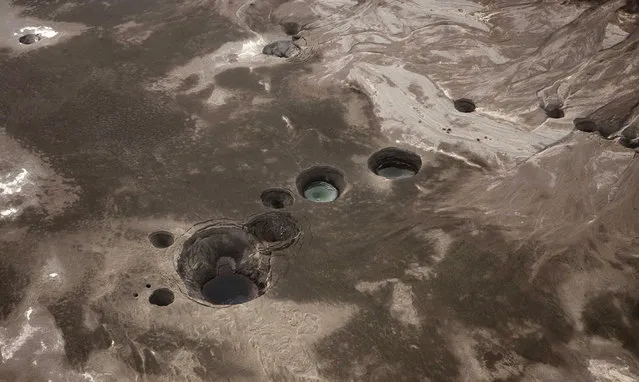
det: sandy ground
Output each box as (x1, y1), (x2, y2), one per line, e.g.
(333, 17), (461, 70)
(1, 0), (638, 381)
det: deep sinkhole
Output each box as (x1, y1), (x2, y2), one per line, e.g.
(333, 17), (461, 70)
(149, 288), (175, 306)
(453, 98), (476, 113)
(149, 231), (175, 248)
(368, 147), (422, 179)
(176, 215), (301, 306)
(296, 166), (346, 203)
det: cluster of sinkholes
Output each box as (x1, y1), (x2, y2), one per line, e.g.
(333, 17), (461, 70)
(453, 97), (636, 148)
(262, 148), (422, 208)
(145, 147), (425, 307)
(454, 97), (566, 120)
(132, 279), (176, 307)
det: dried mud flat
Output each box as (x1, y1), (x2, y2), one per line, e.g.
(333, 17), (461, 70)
(1, 0), (638, 381)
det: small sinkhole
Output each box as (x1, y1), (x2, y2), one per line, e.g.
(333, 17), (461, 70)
(454, 98), (476, 113)
(149, 288), (174, 306)
(296, 166), (346, 203)
(544, 107), (564, 119)
(368, 147), (422, 179)
(149, 231), (174, 248)
(574, 118), (597, 133)
(260, 188), (294, 209)
(19, 34), (41, 45)
(246, 212), (301, 250)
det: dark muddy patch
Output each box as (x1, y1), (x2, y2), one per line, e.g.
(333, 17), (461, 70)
(177, 73), (200, 92)
(622, 0), (639, 13)
(133, 327), (257, 379)
(48, 297), (112, 367)
(0, 259), (30, 320)
(368, 147), (422, 179)
(214, 67), (263, 91)
(315, 306), (459, 380)
(430, 234), (573, 342)
(583, 292), (639, 356)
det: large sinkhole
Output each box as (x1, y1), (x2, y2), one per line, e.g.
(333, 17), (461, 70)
(368, 147), (422, 179)
(176, 215), (300, 306)
(296, 166), (346, 203)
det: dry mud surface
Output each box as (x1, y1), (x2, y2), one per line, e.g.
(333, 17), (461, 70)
(1, 0), (639, 381)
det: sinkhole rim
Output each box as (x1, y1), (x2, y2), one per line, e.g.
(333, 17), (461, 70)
(148, 288), (175, 307)
(453, 98), (476, 113)
(201, 273), (260, 306)
(368, 147), (422, 179)
(148, 230), (175, 249)
(260, 188), (295, 209)
(296, 166), (346, 203)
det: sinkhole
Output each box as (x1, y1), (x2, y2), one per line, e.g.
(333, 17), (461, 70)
(201, 257), (259, 305)
(574, 118), (597, 133)
(543, 106), (565, 119)
(149, 231), (174, 248)
(149, 288), (174, 306)
(176, 216), (300, 306)
(260, 188), (294, 209)
(368, 147), (422, 179)
(19, 34), (41, 45)
(296, 166), (346, 203)
(454, 98), (476, 113)
(246, 211), (301, 250)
